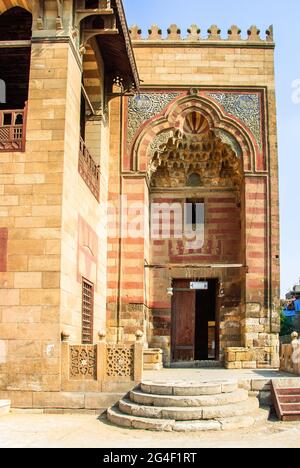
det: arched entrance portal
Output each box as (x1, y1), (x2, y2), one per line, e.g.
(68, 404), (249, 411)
(148, 111), (244, 364)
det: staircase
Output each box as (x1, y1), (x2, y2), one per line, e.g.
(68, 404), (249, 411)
(107, 380), (268, 432)
(272, 380), (300, 421)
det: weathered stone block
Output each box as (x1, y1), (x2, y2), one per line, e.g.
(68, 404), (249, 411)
(242, 361), (257, 369)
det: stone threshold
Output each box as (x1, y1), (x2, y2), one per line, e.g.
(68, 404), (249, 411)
(170, 361), (223, 369)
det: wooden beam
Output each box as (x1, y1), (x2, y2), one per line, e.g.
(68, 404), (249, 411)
(0, 41), (31, 48)
(81, 84), (96, 115)
(37, 0), (44, 30)
(56, 0), (64, 30)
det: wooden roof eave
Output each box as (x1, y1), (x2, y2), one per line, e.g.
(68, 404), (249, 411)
(113, 0), (140, 92)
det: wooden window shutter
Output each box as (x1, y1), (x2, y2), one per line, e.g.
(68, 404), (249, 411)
(82, 278), (94, 344)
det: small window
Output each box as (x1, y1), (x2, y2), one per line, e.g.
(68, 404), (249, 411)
(187, 173), (202, 187)
(85, 0), (99, 8)
(82, 278), (94, 344)
(92, 16), (104, 29)
(3, 113), (12, 126)
(15, 114), (23, 125)
(185, 199), (204, 228)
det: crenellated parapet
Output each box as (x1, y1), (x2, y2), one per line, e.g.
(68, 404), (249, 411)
(130, 24), (274, 46)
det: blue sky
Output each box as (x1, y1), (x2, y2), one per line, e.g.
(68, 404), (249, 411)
(124, 0), (300, 298)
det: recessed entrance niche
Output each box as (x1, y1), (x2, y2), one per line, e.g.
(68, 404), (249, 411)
(149, 112), (243, 189)
(148, 110), (244, 364)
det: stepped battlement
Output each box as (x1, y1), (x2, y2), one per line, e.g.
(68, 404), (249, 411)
(130, 24), (274, 45)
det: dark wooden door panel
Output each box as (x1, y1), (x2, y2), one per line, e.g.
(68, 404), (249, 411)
(172, 279), (195, 361)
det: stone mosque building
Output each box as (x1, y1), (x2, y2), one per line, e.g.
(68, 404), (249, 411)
(0, 1), (280, 410)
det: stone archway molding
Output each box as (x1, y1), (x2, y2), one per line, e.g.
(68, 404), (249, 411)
(131, 91), (258, 174)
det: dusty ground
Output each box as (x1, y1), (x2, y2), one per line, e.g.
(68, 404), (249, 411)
(0, 412), (300, 448)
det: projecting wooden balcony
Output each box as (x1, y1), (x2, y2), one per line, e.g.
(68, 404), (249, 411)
(78, 137), (100, 201)
(0, 105), (27, 152)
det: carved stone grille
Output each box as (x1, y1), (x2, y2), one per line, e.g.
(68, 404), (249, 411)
(70, 345), (97, 380)
(106, 345), (134, 378)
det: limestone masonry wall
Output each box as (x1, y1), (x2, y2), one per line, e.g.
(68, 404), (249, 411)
(0, 0), (281, 408)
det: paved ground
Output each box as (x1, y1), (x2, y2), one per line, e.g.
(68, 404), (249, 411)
(1, 412), (300, 448)
(1, 370), (299, 448)
(143, 368), (298, 383)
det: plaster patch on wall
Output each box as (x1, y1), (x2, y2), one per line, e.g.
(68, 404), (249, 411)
(0, 228), (8, 272)
(0, 340), (7, 364)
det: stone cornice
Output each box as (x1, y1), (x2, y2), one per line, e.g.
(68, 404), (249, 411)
(132, 41), (275, 50)
(31, 36), (83, 71)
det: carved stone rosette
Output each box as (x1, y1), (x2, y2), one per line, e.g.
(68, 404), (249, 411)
(70, 345), (97, 380)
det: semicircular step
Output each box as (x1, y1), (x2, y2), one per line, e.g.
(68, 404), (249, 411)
(119, 397), (259, 421)
(129, 388), (248, 408)
(107, 406), (269, 432)
(141, 380), (238, 396)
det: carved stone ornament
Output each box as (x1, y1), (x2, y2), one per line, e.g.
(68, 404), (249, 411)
(207, 92), (262, 148)
(106, 345), (134, 378)
(127, 92), (181, 149)
(149, 112), (243, 189)
(70, 345), (97, 380)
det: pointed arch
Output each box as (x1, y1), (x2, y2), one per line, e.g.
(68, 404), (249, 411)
(0, 1), (32, 14)
(0, 6), (32, 39)
(131, 93), (258, 174)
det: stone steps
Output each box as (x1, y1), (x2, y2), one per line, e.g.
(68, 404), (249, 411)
(107, 380), (269, 432)
(0, 400), (10, 416)
(119, 395), (259, 420)
(107, 406), (268, 432)
(141, 379), (238, 396)
(130, 388), (248, 407)
(272, 381), (300, 422)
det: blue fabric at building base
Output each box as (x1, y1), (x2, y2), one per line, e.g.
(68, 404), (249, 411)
(294, 299), (300, 312)
(283, 299), (300, 317)
(284, 309), (296, 318)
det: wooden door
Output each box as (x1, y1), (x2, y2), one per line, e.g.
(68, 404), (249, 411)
(171, 279), (196, 361)
(215, 280), (220, 360)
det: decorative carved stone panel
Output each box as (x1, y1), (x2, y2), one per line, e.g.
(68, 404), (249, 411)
(207, 92), (262, 148)
(147, 130), (174, 160)
(149, 112), (243, 189)
(125, 89), (265, 173)
(127, 303), (144, 312)
(106, 345), (134, 378)
(169, 238), (222, 259)
(70, 345), (97, 380)
(127, 93), (181, 149)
